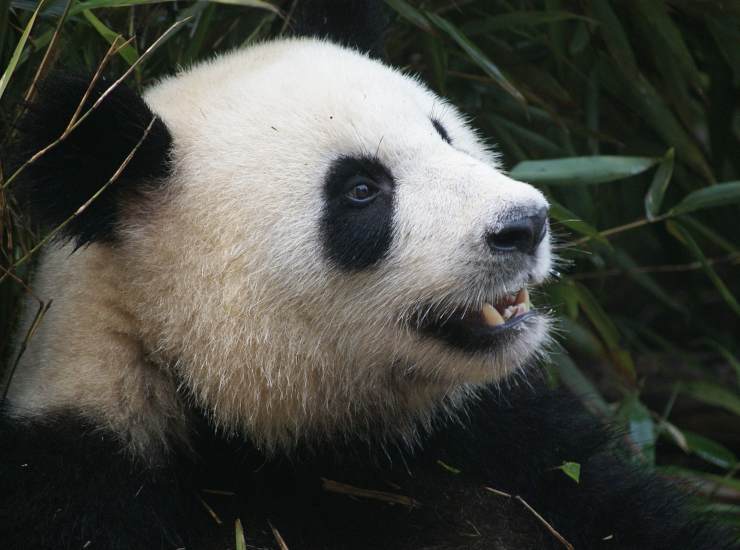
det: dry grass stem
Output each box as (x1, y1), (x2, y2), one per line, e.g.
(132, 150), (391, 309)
(0, 115), (156, 285)
(198, 496), (223, 525)
(484, 486), (574, 550)
(321, 478), (418, 508)
(268, 520), (290, 550)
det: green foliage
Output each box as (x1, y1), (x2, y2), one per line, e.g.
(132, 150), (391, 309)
(555, 461), (581, 483)
(1, 0), (739, 522)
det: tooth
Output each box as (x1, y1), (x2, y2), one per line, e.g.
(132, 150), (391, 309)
(503, 305), (516, 320)
(481, 303), (504, 326)
(516, 288), (529, 306)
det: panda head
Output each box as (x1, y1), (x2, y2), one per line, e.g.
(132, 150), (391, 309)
(16, 2), (551, 452)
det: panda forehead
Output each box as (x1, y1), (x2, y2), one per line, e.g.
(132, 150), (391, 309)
(146, 39), (462, 149)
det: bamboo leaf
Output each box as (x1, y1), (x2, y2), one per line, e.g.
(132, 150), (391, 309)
(235, 518), (246, 550)
(548, 199), (609, 245)
(556, 461), (581, 483)
(0, 0), (44, 100)
(82, 10), (139, 65)
(666, 221), (740, 316)
(462, 10), (593, 36)
(706, 17), (740, 85)
(670, 181), (740, 215)
(644, 148), (675, 220)
(630, 2), (701, 89)
(682, 381), (740, 417)
(384, 0), (432, 33)
(591, 0), (638, 76)
(683, 430), (737, 470)
(605, 247), (687, 315)
(572, 282), (636, 381)
(74, 0), (280, 14)
(595, 55), (713, 182)
(704, 339), (740, 387)
(679, 217), (738, 254)
(617, 394), (656, 463)
(510, 156), (658, 186)
(426, 12), (525, 104)
(549, 350), (611, 417)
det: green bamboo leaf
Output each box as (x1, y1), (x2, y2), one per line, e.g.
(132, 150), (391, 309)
(669, 181), (740, 215)
(644, 148), (675, 220)
(573, 282), (636, 381)
(208, 0), (279, 12)
(683, 430), (737, 470)
(72, 0), (174, 14)
(549, 350), (611, 417)
(82, 10), (139, 65)
(556, 461), (581, 483)
(666, 221), (740, 316)
(605, 247), (687, 314)
(0, 0), (44, 100)
(591, 0), (638, 76)
(425, 12), (525, 104)
(487, 114), (564, 157)
(510, 156), (658, 186)
(706, 17), (740, 85)
(384, 0), (432, 33)
(630, 3), (701, 89)
(548, 199), (609, 245)
(73, 0), (279, 15)
(235, 518), (246, 550)
(663, 466), (740, 493)
(595, 56), (713, 182)
(461, 10), (593, 36)
(682, 381), (740, 417)
(658, 419), (689, 452)
(704, 339), (740, 387)
(617, 394), (656, 463)
(678, 217), (738, 254)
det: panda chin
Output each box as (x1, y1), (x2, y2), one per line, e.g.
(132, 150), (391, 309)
(417, 287), (540, 352)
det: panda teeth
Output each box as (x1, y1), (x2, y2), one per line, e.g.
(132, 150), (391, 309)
(481, 303), (505, 326)
(515, 288), (530, 309)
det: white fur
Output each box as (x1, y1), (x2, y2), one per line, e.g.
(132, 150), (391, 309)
(8, 38), (551, 455)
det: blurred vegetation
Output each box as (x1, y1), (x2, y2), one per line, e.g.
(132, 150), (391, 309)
(1, 0), (739, 529)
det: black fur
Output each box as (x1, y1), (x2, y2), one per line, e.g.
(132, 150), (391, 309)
(0, 411), (206, 550)
(432, 118), (452, 144)
(321, 155), (396, 270)
(12, 73), (172, 246)
(292, 0), (388, 57)
(2, 381), (736, 549)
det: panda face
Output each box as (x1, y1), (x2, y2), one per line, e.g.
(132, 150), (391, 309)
(128, 38), (551, 449)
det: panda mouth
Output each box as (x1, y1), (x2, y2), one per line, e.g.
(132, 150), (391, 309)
(417, 288), (536, 351)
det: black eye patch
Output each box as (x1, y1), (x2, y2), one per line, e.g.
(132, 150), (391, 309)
(431, 118), (451, 144)
(321, 155), (396, 271)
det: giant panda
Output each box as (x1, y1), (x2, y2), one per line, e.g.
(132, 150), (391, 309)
(1, 2), (736, 549)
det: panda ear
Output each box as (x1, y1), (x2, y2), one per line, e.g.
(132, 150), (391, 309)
(292, 0), (388, 57)
(12, 73), (172, 246)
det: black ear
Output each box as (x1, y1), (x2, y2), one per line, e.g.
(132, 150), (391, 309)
(12, 73), (172, 246)
(292, 0), (388, 57)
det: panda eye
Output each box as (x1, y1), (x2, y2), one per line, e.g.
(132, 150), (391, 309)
(344, 176), (380, 205)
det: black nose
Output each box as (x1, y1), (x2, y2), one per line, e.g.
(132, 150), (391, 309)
(487, 206), (548, 255)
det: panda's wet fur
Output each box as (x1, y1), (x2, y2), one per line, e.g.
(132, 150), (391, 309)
(2, 1), (737, 548)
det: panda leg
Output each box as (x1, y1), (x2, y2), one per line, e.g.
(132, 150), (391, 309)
(0, 410), (203, 550)
(431, 382), (738, 550)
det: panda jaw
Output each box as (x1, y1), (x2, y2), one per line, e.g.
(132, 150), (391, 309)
(416, 286), (540, 353)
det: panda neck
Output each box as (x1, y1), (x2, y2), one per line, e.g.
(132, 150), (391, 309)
(5, 243), (191, 461)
